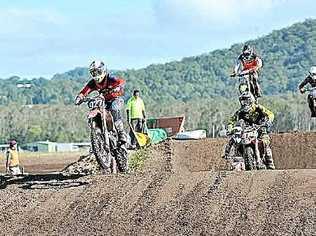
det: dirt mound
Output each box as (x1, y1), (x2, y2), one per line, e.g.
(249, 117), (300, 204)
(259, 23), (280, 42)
(62, 153), (101, 175)
(0, 133), (315, 235)
(271, 132), (316, 169)
(170, 131), (316, 171)
(63, 131), (316, 175)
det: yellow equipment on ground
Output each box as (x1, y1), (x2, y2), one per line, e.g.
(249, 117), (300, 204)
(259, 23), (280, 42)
(129, 123), (151, 147)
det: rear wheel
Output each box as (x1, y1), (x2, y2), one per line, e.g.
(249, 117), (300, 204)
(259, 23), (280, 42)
(243, 146), (256, 170)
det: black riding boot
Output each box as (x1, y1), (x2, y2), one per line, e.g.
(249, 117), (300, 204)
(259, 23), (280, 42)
(265, 146), (275, 170)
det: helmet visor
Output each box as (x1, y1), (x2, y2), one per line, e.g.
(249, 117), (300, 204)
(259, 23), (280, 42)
(243, 50), (251, 55)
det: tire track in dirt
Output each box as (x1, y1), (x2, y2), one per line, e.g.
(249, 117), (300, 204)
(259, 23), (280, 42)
(259, 170), (316, 235)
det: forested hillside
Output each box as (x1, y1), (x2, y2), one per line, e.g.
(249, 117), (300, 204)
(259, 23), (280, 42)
(0, 19), (315, 143)
(0, 19), (315, 106)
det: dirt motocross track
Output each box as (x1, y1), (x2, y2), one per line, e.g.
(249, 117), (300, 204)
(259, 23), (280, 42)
(0, 132), (315, 235)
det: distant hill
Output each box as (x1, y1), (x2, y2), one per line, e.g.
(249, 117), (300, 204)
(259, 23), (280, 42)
(0, 19), (315, 106)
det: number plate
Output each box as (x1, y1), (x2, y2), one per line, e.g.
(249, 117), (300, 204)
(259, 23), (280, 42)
(88, 99), (105, 109)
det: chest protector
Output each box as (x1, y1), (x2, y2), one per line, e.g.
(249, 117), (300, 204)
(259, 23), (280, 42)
(242, 58), (258, 71)
(238, 107), (264, 125)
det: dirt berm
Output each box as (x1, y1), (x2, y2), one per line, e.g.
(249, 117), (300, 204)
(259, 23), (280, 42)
(0, 132), (315, 235)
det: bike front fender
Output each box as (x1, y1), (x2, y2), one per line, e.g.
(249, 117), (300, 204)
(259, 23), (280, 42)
(87, 109), (101, 119)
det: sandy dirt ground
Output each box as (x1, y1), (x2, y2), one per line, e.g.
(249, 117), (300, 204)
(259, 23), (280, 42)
(0, 132), (315, 235)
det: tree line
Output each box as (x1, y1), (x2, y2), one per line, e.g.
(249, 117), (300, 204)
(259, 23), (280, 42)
(0, 93), (315, 144)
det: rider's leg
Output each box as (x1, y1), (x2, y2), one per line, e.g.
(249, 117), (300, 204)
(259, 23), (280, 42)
(253, 72), (262, 97)
(308, 95), (316, 117)
(223, 138), (235, 158)
(262, 134), (275, 170)
(110, 98), (127, 144)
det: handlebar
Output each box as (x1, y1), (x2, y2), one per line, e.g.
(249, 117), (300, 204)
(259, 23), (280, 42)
(82, 95), (105, 103)
(238, 70), (254, 76)
(229, 123), (268, 134)
(230, 70), (254, 78)
(253, 123), (268, 129)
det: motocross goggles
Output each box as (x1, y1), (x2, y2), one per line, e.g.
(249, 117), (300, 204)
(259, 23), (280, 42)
(240, 97), (253, 113)
(90, 68), (106, 83)
(89, 67), (103, 78)
(240, 97), (252, 106)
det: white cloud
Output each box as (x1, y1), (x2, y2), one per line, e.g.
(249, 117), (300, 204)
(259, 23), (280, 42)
(0, 8), (65, 35)
(154, 0), (288, 27)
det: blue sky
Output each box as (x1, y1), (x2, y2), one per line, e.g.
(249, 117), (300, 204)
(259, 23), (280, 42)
(0, 0), (315, 78)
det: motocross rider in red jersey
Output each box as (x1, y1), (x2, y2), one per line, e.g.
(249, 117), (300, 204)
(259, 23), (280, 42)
(75, 60), (127, 144)
(231, 45), (263, 98)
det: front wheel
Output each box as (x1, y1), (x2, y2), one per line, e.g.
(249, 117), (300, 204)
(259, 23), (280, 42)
(239, 83), (249, 94)
(243, 146), (256, 171)
(90, 127), (112, 171)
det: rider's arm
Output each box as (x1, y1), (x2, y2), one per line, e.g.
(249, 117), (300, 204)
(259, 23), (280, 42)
(75, 80), (96, 105)
(255, 57), (263, 70)
(79, 80), (96, 97)
(104, 77), (125, 100)
(227, 112), (238, 132)
(233, 59), (242, 75)
(258, 104), (274, 122)
(298, 76), (310, 90)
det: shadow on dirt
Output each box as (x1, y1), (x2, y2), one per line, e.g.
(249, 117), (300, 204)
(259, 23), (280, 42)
(0, 173), (89, 190)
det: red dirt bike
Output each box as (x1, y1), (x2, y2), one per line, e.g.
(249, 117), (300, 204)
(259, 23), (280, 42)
(225, 120), (267, 171)
(82, 95), (128, 173)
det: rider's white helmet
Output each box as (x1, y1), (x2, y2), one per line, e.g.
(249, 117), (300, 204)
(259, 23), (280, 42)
(309, 66), (316, 76)
(89, 60), (107, 83)
(242, 44), (254, 60)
